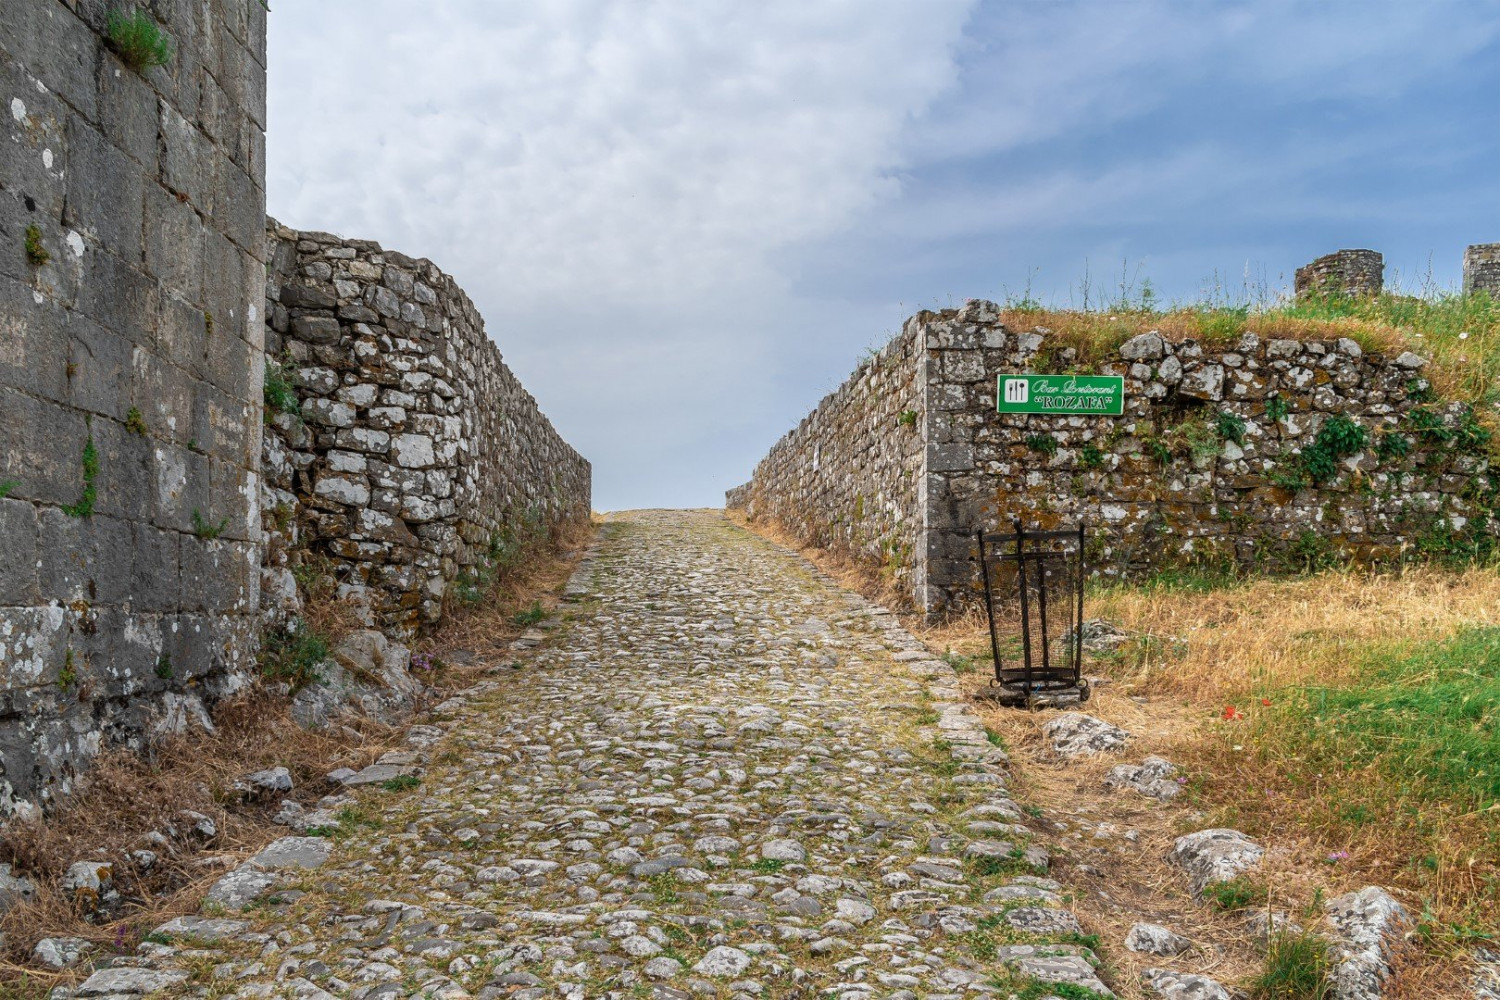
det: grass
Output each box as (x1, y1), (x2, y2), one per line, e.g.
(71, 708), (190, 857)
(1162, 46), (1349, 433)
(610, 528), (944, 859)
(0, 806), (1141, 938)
(105, 6), (174, 72)
(23, 225), (48, 266)
(0, 480), (16, 500)
(60, 433), (98, 518)
(1203, 876), (1265, 911)
(124, 406), (147, 436)
(380, 774), (420, 793)
(988, 289), (1500, 423)
(1084, 564), (1500, 970)
(1252, 929), (1332, 999)
(509, 601), (546, 627)
(257, 619), (330, 690)
(262, 356), (300, 420)
(191, 508), (229, 540)
(0, 689), (392, 971)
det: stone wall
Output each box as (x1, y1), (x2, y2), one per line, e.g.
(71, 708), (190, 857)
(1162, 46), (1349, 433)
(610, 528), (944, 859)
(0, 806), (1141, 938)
(728, 326), (924, 603)
(0, 1), (266, 812)
(1294, 249), (1384, 298)
(260, 221), (591, 637)
(1467, 243), (1500, 298)
(732, 298), (1496, 617)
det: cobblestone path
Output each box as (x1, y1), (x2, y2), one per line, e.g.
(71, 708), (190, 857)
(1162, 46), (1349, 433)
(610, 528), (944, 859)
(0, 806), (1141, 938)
(81, 511), (1109, 1000)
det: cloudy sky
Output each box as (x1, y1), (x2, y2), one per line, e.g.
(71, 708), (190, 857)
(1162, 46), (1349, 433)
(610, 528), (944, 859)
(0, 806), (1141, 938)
(266, 1), (1500, 510)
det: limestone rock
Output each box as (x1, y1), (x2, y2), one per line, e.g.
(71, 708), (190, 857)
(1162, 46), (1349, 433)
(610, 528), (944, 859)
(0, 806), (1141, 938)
(290, 630), (418, 729)
(1042, 713), (1131, 756)
(1121, 332), (1166, 361)
(1324, 886), (1409, 1000)
(1142, 968), (1231, 1000)
(1125, 922), (1193, 956)
(77, 967), (189, 997)
(1167, 828), (1264, 896)
(0, 863), (36, 913)
(692, 945), (752, 977)
(1105, 756), (1183, 800)
(33, 936), (95, 969)
(235, 766), (293, 797)
(151, 915), (251, 942)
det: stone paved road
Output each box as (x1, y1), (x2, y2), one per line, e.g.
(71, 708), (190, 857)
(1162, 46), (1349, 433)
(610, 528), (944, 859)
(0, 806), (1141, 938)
(77, 511), (1109, 1000)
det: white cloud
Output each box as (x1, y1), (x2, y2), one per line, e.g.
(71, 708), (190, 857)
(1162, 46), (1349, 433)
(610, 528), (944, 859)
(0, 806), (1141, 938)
(269, 0), (973, 308)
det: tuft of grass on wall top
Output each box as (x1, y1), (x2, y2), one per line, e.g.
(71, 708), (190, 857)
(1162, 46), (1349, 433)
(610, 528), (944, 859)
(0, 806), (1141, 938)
(106, 6), (174, 73)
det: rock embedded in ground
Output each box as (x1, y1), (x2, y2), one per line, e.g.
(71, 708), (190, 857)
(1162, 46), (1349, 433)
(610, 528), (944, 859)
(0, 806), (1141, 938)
(1126, 922), (1193, 956)
(1142, 968), (1232, 999)
(249, 836), (333, 870)
(33, 936), (95, 969)
(76, 967), (188, 997)
(235, 765), (293, 796)
(1324, 886), (1409, 1000)
(1105, 756), (1183, 800)
(0, 864), (36, 913)
(1474, 947), (1500, 999)
(692, 945), (752, 977)
(1167, 828), (1264, 896)
(1042, 712), (1131, 756)
(332, 762), (421, 787)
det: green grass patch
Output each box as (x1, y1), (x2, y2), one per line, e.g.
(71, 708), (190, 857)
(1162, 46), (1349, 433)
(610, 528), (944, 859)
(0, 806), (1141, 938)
(61, 433), (99, 518)
(0, 480), (16, 500)
(106, 6), (174, 71)
(381, 774), (421, 792)
(1267, 626), (1500, 813)
(510, 601), (546, 627)
(1251, 928), (1331, 999)
(263, 356), (300, 419)
(749, 858), (785, 874)
(966, 848), (1043, 879)
(1202, 876), (1265, 911)
(258, 619), (329, 690)
(192, 508), (229, 540)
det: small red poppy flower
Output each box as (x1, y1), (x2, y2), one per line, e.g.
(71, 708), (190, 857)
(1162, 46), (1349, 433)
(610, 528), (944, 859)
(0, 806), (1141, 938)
(1222, 705), (1243, 721)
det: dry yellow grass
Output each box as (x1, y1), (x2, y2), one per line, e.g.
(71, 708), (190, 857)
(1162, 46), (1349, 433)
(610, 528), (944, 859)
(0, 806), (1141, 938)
(1087, 566), (1500, 700)
(739, 512), (1497, 997)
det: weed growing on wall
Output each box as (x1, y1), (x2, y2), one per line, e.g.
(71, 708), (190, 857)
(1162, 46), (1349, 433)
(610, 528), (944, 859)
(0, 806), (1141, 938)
(1375, 430), (1411, 464)
(1214, 410), (1247, 446)
(1273, 413), (1367, 489)
(192, 509), (229, 540)
(124, 406), (147, 436)
(23, 225), (48, 266)
(1023, 433), (1058, 456)
(61, 433), (99, 518)
(154, 654), (173, 680)
(263, 357), (299, 419)
(106, 6), (174, 72)
(0, 480), (16, 500)
(1079, 443), (1106, 469)
(259, 620), (330, 690)
(58, 649), (77, 688)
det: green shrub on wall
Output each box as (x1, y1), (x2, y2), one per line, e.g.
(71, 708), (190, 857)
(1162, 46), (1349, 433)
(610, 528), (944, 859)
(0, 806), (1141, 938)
(106, 6), (174, 72)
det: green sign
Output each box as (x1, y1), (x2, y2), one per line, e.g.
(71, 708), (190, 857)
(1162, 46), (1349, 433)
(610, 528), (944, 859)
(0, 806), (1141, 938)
(996, 374), (1125, 415)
